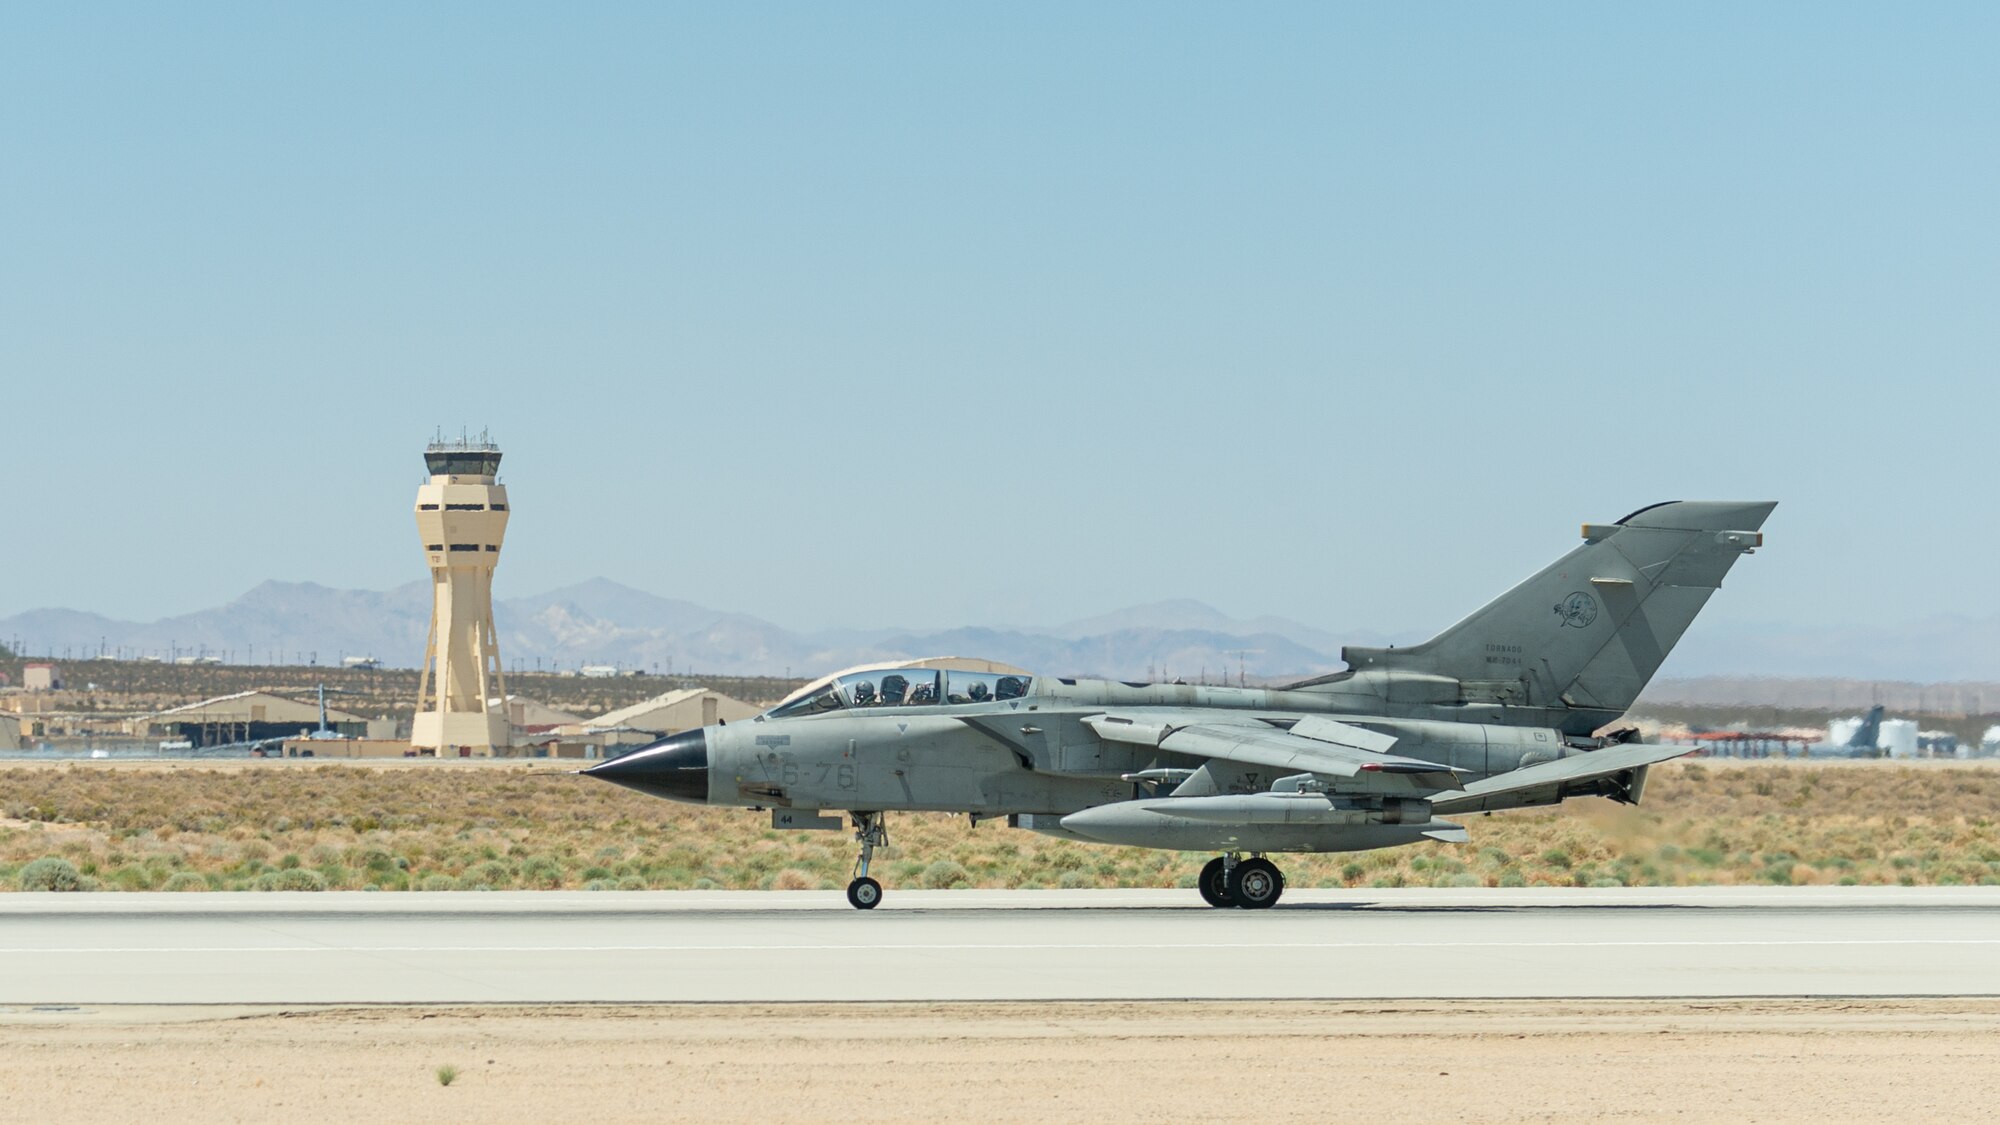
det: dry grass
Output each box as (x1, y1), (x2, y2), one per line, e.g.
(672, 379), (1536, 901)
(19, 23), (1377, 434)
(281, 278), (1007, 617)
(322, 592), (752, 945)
(2, 761), (1998, 892)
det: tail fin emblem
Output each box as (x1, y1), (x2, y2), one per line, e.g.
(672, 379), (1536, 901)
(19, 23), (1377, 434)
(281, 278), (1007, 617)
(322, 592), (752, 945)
(1554, 591), (1599, 628)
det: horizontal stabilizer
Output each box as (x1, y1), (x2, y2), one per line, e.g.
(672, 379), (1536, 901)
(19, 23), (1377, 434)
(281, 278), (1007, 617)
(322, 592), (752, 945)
(1430, 742), (1688, 815)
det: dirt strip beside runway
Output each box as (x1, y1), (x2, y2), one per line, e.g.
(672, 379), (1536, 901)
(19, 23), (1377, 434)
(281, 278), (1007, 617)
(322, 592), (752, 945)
(3, 999), (1998, 1123)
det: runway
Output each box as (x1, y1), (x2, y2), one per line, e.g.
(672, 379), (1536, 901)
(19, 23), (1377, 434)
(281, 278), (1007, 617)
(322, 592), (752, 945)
(3, 887), (1997, 1005)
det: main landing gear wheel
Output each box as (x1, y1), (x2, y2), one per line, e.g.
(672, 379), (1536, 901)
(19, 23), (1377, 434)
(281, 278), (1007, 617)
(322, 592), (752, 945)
(1228, 857), (1284, 909)
(846, 811), (888, 910)
(846, 877), (882, 910)
(1197, 857), (1235, 908)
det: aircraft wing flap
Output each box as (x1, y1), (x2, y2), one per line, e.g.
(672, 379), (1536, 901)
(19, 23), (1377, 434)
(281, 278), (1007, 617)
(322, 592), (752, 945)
(1429, 742), (1690, 815)
(1287, 715), (1400, 754)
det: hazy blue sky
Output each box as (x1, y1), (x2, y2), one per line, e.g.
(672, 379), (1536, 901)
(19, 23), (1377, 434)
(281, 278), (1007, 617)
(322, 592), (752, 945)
(4, 5), (1995, 638)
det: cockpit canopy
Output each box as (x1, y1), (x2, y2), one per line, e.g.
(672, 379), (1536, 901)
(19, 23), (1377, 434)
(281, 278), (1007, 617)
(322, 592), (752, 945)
(767, 658), (1034, 719)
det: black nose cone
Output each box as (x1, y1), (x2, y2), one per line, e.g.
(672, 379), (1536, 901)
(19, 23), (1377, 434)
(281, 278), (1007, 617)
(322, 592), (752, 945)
(584, 728), (710, 803)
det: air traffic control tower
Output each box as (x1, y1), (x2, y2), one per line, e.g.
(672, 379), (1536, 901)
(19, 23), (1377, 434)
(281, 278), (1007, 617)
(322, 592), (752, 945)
(412, 434), (510, 755)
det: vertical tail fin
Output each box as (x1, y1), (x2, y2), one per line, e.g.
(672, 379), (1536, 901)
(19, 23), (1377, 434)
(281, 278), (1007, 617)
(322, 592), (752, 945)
(1295, 501), (1775, 726)
(1846, 705), (1886, 751)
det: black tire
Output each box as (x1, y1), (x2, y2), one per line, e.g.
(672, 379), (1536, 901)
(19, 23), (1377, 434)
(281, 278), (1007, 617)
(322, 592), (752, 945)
(1197, 857), (1234, 908)
(1228, 858), (1282, 909)
(846, 876), (882, 910)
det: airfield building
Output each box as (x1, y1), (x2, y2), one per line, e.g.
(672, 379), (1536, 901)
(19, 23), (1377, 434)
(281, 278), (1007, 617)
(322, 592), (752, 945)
(580, 688), (759, 749)
(132, 691), (393, 748)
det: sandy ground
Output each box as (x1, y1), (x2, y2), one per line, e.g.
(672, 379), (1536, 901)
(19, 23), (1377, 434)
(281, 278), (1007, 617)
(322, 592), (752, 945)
(2, 1000), (1997, 1123)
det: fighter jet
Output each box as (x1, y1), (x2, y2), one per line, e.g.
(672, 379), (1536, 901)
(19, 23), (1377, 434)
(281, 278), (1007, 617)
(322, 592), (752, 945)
(587, 501), (1774, 909)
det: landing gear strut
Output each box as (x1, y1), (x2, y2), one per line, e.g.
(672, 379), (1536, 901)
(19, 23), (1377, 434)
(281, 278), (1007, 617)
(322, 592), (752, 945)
(846, 812), (886, 910)
(1199, 854), (1284, 909)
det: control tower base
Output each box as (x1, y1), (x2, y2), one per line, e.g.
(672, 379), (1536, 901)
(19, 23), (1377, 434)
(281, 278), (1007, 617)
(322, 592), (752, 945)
(411, 712), (511, 757)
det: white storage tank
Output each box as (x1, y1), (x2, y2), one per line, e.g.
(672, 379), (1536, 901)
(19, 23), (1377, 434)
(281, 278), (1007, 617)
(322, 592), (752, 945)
(1828, 717), (1863, 746)
(1878, 719), (1920, 759)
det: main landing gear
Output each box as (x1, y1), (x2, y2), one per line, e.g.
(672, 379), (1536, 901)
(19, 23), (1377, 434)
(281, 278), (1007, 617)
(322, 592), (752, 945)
(846, 812), (887, 910)
(1198, 854), (1284, 909)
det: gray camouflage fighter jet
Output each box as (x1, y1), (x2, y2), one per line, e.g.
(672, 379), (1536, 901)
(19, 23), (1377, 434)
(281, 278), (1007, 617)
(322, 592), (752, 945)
(587, 501), (1773, 909)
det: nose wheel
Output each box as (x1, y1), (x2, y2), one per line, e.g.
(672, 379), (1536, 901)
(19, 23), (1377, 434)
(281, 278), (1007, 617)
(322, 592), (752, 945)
(846, 876), (882, 909)
(1198, 854), (1284, 909)
(846, 812), (888, 910)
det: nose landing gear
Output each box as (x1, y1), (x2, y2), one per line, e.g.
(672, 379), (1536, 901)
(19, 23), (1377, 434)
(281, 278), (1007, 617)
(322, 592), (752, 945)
(1198, 854), (1284, 909)
(846, 812), (887, 910)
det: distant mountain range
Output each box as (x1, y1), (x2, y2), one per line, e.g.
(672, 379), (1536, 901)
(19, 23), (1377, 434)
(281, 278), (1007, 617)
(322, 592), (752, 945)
(0, 579), (1400, 682)
(1, 578), (1992, 684)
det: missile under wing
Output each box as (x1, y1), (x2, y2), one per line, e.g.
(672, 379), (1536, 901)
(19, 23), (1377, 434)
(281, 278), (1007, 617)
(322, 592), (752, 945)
(587, 500), (1774, 909)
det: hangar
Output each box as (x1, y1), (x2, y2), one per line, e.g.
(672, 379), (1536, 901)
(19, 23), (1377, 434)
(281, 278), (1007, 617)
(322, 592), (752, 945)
(583, 688), (759, 749)
(504, 696), (584, 732)
(134, 691), (393, 747)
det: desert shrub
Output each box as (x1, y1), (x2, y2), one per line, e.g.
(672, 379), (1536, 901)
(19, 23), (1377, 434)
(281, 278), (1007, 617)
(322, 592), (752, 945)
(922, 860), (970, 889)
(161, 872), (207, 892)
(20, 857), (82, 891)
(519, 855), (563, 888)
(471, 861), (512, 886)
(260, 868), (328, 891)
(419, 874), (456, 891)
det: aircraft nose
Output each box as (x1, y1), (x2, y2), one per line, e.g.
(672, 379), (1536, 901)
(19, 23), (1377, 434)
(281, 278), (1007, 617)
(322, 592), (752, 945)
(583, 728), (711, 803)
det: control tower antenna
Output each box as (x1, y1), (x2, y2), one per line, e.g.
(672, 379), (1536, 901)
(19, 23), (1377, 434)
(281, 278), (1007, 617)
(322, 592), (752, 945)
(411, 432), (511, 756)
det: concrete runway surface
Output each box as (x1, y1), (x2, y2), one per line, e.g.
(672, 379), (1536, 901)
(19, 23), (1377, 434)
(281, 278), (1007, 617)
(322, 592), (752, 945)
(2, 887), (1996, 1005)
